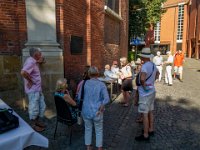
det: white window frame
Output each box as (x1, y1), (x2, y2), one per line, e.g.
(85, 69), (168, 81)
(177, 4), (184, 43)
(154, 22), (160, 44)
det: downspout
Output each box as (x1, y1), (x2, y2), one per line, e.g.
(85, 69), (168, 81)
(86, 0), (91, 66)
(172, 6), (177, 54)
(195, 0), (199, 59)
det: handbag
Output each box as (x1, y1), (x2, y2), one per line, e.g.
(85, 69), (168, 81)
(77, 80), (87, 125)
(135, 63), (155, 86)
(0, 108), (19, 134)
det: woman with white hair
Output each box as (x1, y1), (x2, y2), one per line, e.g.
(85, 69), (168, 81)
(78, 66), (109, 150)
(104, 64), (118, 79)
(54, 78), (77, 121)
(119, 57), (133, 107)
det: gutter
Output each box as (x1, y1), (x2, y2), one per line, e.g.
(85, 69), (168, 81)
(104, 5), (123, 21)
(163, 0), (190, 9)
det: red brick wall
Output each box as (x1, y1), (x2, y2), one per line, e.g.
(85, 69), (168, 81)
(56, 0), (87, 81)
(0, 0), (129, 81)
(188, 0), (197, 39)
(104, 16), (120, 44)
(0, 0), (27, 55)
(119, 0), (129, 57)
(56, 0), (129, 81)
(90, 0), (105, 69)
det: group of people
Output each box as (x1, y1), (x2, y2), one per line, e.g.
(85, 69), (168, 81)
(21, 47), (109, 150)
(153, 49), (185, 86)
(20, 47), (184, 149)
(103, 57), (133, 107)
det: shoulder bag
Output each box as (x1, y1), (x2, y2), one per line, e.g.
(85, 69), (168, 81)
(136, 63), (155, 86)
(77, 80), (87, 125)
(0, 108), (19, 134)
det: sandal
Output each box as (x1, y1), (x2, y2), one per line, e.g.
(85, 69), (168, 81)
(35, 121), (46, 128)
(119, 101), (126, 104)
(31, 124), (45, 132)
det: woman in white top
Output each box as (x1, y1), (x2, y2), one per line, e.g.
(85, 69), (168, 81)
(119, 57), (133, 107)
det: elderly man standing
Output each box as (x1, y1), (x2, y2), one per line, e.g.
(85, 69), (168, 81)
(173, 49), (184, 82)
(135, 48), (159, 141)
(164, 51), (174, 86)
(153, 51), (163, 82)
(21, 47), (46, 132)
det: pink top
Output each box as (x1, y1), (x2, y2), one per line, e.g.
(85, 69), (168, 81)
(22, 57), (42, 94)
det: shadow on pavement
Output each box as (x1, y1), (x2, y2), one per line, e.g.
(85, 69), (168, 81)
(18, 94), (200, 150)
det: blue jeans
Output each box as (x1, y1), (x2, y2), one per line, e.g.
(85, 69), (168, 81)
(83, 114), (103, 147)
(27, 92), (46, 120)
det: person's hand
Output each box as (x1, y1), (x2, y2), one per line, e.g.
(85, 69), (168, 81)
(37, 56), (46, 64)
(27, 81), (33, 89)
(120, 74), (125, 80)
(96, 105), (105, 116)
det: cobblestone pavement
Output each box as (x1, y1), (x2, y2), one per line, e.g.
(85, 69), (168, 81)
(16, 58), (200, 150)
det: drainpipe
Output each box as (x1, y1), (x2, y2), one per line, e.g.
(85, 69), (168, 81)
(86, 0), (91, 66)
(172, 7), (177, 54)
(195, 0), (199, 59)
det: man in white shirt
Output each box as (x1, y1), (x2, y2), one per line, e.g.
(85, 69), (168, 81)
(135, 48), (159, 142)
(153, 51), (163, 82)
(164, 51), (173, 86)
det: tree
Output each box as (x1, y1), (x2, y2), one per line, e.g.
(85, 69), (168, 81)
(129, 0), (166, 41)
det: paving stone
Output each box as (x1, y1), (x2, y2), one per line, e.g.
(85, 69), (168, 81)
(16, 58), (200, 150)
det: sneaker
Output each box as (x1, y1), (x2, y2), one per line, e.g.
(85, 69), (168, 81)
(180, 79), (183, 82)
(168, 84), (172, 86)
(135, 135), (149, 141)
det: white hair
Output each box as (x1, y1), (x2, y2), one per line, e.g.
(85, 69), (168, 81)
(88, 66), (99, 76)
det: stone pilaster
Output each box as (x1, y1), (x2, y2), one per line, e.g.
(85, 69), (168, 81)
(22, 0), (63, 118)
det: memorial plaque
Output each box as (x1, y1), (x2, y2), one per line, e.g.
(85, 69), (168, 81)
(70, 36), (83, 55)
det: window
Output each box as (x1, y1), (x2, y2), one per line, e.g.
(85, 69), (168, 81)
(177, 4), (184, 43)
(105, 0), (119, 14)
(154, 22), (160, 43)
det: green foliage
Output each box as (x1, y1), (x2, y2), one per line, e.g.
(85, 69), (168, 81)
(128, 51), (135, 62)
(141, 0), (166, 24)
(129, 0), (166, 39)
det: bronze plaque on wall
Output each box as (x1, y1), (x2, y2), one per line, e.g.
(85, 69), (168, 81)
(70, 36), (83, 55)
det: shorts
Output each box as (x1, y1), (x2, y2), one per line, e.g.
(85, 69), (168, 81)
(122, 79), (133, 91)
(174, 66), (183, 74)
(138, 92), (156, 113)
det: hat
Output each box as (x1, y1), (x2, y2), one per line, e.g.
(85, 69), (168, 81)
(135, 58), (141, 65)
(138, 47), (154, 58)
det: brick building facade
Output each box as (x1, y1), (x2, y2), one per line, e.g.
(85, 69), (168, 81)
(0, 0), (128, 111)
(150, 0), (190, 55)
(150, 0), (200, 59)
(187, 0), (200, 59)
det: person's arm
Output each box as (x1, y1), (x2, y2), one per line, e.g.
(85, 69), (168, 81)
(155, 71), (160, 80)
(97, 84), (110, 115)
(63, 94), (77, 106)
(124, 66), (132, 78)
(140, 72), (147, 87)
(21, 70), (33, 88)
